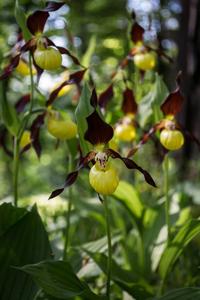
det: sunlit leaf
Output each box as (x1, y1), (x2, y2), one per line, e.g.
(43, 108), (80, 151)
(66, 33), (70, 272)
(20, 260), (106, 300)
(113, 181), (143, 219)
(139, 73), (169, 127)
(159, 219), (200, 280)
(75, 84), (93, 155)
(85, 251), (154, 300)
(157, 287), (200, 300)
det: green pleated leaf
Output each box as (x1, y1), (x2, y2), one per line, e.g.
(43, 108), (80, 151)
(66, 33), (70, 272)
(75, 83), (93, 155)
(84, 251), (154, 300)
(113, 181), (143, 219)
(0, 203), (52, 300)
(139, 73), (168, 127)
(0, 203), (27, 236)
(157, 287), (200, 300)
(20, 260), (107, 300)
(0, 82), (20, 136)
(159, 219), (200, 280)
(15, 0), (32, 41)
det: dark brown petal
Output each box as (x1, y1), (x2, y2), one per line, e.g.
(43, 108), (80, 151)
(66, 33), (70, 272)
(106, 148), (156, 187)
(27, 11), (49, 35)
(0, 127), (13, 157)
(20, 143), (31, 155)
(31, 53), (43, 83)
(46, 69), (86, 106)
(146, 45), (173, 64)
(0, 55), (20, 80)
(84, 110), (114, 145)
(56, 46), (83, 66)
(90, 88), (98, 108)
(49, 171), (79, 199)
(79, 151), (96, 167)
(98, 84), (114, 109)
(30, 113), (46, 158)
(15, 94), (30, 113)
(130, 22), (145, 43)
(122, 88), (137, 115)
(127, 122), (164, 158)
(49, 151), (96, 199)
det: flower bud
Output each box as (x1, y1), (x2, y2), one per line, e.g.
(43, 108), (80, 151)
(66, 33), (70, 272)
(34, 46), (62, 70)
(47, 112), (77, 140)
(20, 130), (31, 149)
(16, 59), (36, 76)
(133, 52), (156, 71)
(115, 123), (136, 142)
(160, 129), (184, 151)
(89, 163), (119, 195)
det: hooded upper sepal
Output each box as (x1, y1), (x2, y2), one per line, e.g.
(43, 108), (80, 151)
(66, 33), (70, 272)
(84, 110), (114, 145)
(161, 72), (184, 116)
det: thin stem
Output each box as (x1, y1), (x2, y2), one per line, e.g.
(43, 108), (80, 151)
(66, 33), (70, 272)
(104, 196), (112, 299)
(164, 154), (170, 245)
(63, 146), (73, 260)
(13, 54), (35, 206)
(17, 53), (35, 140)
(13, 137), (20, 206)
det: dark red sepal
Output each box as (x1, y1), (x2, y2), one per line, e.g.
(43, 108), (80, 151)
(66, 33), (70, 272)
(46, 69), (86, 106)
(27, 11), (49, 35)
(0, 127), (13, 157)
(0, 55), (20, 80)
(106, 148), (156, 187)
(56, 46), (83, 67)
(15, 94), (30, 113)
(161, 73), (184, 116)
(49, 171), (79, 199)
(49, 151), (96, 199)
(130, 22), (145, 43)
(20, 143), (31, 155)
(90, 88), (98, 108)
(98, 84), (114, 109)
(30, 112), (46, 158)
(27, 2), (65, 35)
(122, 88), (137, 115)
(84, 110), (114, 145)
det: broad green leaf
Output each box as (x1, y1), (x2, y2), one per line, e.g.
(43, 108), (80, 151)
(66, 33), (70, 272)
(0, 203), (26, 236)
(157, 287), (200, 300)
(15, 0), (32, 41)
(0, 82), (20, 136)
(113, 181), (143, 219)
(139, 73), (168, 127)
(0, 203), (52, 300)
(20, 260), (106, 300)
(159, 219), (200, 279)
(80, 234), (121, 254)
(85, 251), (154, 300)
(75, 83), (93, 155)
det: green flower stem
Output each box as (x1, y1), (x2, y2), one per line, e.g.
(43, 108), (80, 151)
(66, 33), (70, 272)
(13, 53), (35, 207)
(13, 136), (20, 206)
(163, 154), (171, 245)
(63, 145), (73, 260)
(104, 196), (112, 299)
